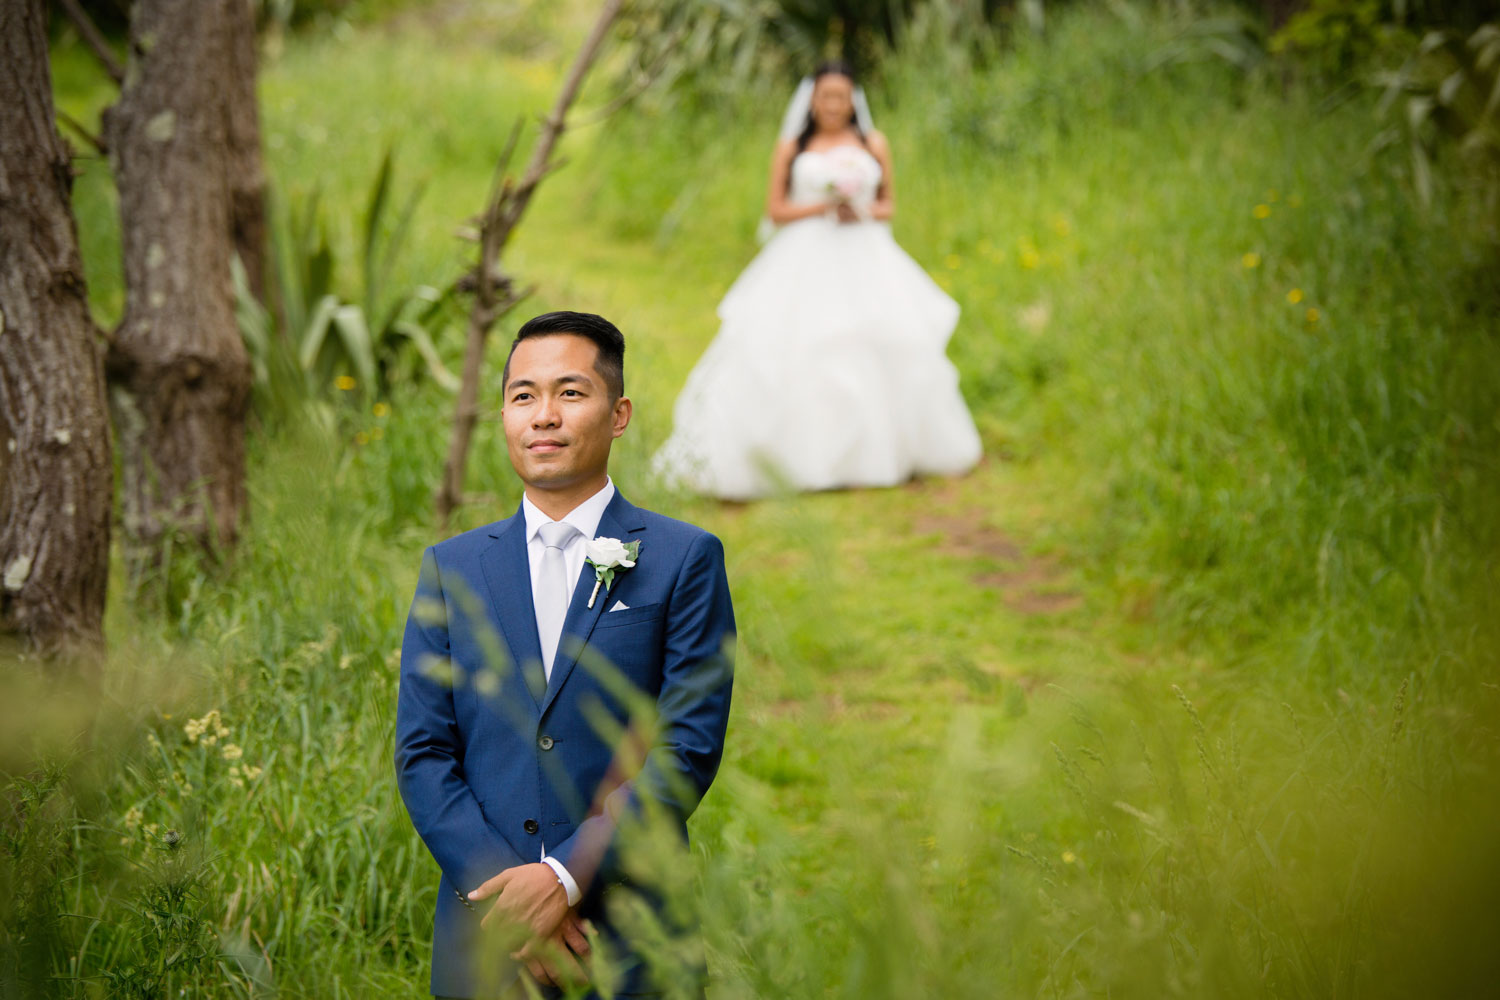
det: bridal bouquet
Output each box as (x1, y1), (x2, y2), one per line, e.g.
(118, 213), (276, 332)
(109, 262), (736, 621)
(825, 173), (864, 203)
(823, 146), (870, 206)
(822, 146), (873, 222)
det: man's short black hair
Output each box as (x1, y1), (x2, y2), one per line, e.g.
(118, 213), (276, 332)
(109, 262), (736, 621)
(502, 311), (626, 400)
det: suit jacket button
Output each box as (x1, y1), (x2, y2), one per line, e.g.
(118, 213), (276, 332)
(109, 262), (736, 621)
(523, 819), (539, 835)
(538, 735), (555, 751)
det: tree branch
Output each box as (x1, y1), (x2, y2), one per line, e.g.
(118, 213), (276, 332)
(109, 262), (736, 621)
(56, 0), (125, 86)
(56, 107), (107, 155)
(575, 25), (685, 129)
(435, 0), (624, 527)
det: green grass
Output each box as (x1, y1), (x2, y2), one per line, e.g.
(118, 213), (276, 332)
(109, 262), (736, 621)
(7, 2), (1500, 998)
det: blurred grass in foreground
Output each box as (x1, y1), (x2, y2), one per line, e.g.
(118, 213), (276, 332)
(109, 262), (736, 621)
(6, 2), (1498, 997)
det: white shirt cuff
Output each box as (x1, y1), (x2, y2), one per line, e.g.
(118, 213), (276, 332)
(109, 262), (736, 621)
(541, 855), (581, 907)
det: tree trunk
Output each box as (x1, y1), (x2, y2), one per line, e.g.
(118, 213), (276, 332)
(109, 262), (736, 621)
(0, 0), (113, 656)
(102, 0), (253, 564)
(224, 0), (268, 303)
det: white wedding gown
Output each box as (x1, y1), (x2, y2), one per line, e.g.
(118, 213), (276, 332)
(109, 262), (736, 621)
(653, 145), (982, 499)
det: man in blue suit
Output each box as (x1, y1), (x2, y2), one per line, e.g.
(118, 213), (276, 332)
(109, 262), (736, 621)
(395, 311), (735, 998)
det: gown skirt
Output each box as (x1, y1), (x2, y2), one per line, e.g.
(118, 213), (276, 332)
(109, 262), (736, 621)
(655, 158), (982, 500)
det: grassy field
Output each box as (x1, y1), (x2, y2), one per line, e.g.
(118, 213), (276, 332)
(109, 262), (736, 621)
(8, 2), (1500, 997)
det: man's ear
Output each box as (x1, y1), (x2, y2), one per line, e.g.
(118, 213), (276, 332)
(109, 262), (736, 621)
(612, 396), (633, 438)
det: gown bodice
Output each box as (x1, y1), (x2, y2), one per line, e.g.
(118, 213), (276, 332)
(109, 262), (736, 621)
(788, 145), (883, 206)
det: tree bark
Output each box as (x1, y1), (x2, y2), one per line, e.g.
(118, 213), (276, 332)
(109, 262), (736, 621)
(102, 0), (253, 564)
(224, 0), (268, 303)
(0, 0), (113, 656)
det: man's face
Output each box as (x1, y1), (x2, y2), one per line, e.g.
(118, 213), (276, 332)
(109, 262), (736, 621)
(502, 334), (630, 494)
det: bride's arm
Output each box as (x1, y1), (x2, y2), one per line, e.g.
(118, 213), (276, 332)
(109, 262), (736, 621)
(766, 139), (827, 224)
(866, 130), (895, 222)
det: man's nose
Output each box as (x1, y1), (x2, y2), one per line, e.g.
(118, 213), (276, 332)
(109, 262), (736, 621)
(532, 395), (560, 428)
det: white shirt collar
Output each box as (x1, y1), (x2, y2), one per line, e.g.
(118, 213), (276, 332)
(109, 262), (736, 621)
(521, 477), (615, 544)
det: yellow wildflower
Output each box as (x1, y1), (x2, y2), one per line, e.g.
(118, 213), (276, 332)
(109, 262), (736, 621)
(1253, 204), (1271, 219)
(185, 709), (230, 747)
(1241, 252), (1260, 269)
(944, 253), (962, 270)
(1287, 288), (1304, 304)
(123, 806), (144, 830)
(221, 743), (243, 762)
(1020, 249), (1041, 270)
(335, 375), (357, 391)
(355, 431), (370, 446)
(1306, 307), (1320, 324)
(1061, 850), (1077, 864)
(372, 402), (389, 418)
(241, 765), (263, 782)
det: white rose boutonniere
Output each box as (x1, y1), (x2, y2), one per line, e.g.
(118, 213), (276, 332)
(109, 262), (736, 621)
(585, 537), (640, 608)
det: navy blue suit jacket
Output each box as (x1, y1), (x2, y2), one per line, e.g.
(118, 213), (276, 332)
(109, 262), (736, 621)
(395, 492), (735, 997)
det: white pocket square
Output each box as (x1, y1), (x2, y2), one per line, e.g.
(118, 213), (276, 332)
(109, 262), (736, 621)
(607, 600), (630, 612)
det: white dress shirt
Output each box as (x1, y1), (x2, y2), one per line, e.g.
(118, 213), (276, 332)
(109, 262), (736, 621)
(518, 478), (616, 907)
(521, 478), (616, 680)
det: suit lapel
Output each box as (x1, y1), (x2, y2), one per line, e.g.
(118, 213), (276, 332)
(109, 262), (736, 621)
(479, 508), (547, 710)
(540, 492), (648, 716)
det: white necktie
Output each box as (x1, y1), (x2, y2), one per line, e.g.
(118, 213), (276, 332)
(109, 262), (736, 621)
(536, 521), (578, 679)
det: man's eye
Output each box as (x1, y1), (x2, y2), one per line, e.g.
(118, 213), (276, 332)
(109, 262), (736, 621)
(512, 393), (532, 403)
(562, 389), (582, 397)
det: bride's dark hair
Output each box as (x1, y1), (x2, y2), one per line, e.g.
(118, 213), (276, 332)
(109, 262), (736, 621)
(795, 60), (865, 154)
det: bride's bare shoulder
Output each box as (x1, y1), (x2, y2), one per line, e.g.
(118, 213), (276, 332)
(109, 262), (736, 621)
(771, 138), (799, 163)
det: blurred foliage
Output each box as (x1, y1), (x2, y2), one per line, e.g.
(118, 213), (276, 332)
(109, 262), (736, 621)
(614, 0), (1044, 101)
(1266, 0), (1498, 75)
(251, 0), (416, 32)
(1147, 11), (1269, 74)
(1375, 21), (1500, 230)
(236, 148), (460, 415)
(1269, 0), (1394, 73)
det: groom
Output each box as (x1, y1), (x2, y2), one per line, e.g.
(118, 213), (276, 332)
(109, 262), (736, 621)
(395, 311), (736, 998)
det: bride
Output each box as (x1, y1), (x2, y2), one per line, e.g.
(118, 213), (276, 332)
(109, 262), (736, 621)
(653, 61), (982, 499)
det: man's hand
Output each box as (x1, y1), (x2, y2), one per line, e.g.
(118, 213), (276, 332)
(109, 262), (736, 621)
(469, 863), (569, 940)
(514, 912), (593, 988)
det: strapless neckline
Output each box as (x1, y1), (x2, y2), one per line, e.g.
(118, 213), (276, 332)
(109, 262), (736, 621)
(798, 145), (876, 160)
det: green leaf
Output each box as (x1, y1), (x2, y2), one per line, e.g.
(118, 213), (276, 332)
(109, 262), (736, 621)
(231, 254), (270, 389)
(362, 147), (394, 318)
(330, 304), (377, 393)
(391, 320), (460, 392)
(298, 294), (341, 373)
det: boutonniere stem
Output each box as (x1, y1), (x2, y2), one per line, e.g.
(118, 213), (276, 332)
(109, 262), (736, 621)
(585, 537), (640, 608)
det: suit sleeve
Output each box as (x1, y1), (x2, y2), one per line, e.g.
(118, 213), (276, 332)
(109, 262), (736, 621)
(549, 530), (736, 888)
(394, 547), (527, 891)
